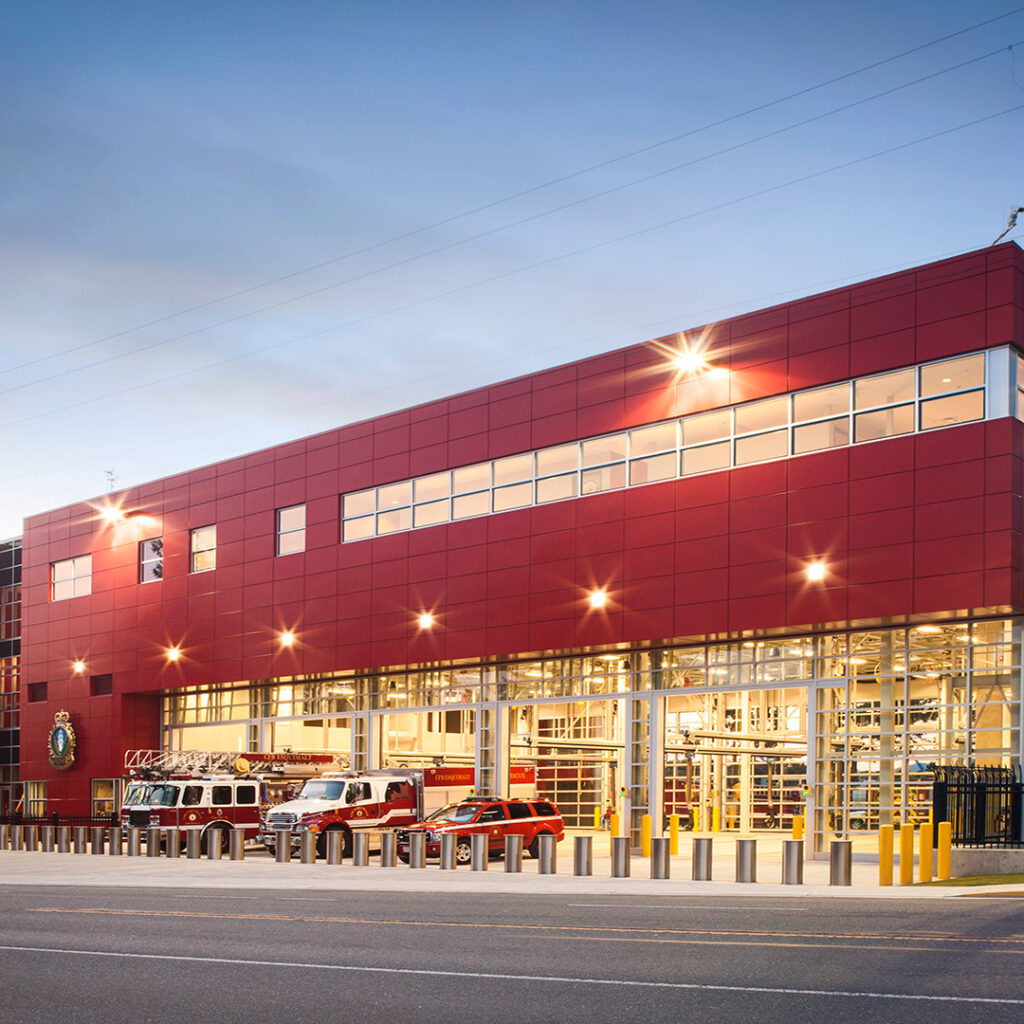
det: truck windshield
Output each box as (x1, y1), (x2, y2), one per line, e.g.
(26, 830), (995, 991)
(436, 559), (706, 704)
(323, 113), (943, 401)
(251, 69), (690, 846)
(148, 784), (180, 807)
(426, 803), (480, 823)
(122, 784), (149, 806)
(299, 780), (347, 801)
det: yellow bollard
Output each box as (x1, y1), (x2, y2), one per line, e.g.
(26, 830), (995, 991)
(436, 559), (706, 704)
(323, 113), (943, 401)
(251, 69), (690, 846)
(792, 815), (804, 841)
(692, 806), (699, 833)
(937, 821), (951, 880)
(712, 806), (721, 833)
(669, 814), (680, 856)
(918, 822), (933, 883)
(899, 824), (915, 886)
(640, 814), (652, 857)
(594, 807), (601, 831)
(610, 812), (620, 838)
(878, 825), (894, 886)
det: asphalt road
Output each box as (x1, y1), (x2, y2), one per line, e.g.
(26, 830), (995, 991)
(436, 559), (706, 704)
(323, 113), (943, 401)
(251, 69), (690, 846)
(1, 885), (1023, 1023)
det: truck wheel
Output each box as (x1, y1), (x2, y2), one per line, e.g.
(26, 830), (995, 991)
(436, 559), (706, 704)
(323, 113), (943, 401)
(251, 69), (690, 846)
(527, 832), (552, 858)
(317, 826), (350, 859)
(202, 824), (230, 854)
(455, 840), (472, 865)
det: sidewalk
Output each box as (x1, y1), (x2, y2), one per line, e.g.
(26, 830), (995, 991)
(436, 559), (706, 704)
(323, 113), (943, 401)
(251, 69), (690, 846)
(4, 836), (1021, 898)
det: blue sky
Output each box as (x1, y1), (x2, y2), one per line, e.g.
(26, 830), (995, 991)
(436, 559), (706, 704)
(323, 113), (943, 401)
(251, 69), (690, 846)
(2, 1), (1023, 538)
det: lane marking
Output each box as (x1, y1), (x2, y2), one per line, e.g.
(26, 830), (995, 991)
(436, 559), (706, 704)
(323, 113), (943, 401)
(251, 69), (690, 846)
(29, 907), (1024, 946)
(0, 945), (1022, 1005)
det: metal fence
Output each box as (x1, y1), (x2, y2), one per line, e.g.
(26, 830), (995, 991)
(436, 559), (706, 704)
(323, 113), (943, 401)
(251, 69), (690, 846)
(0, 813), (117, 830)
(931, 765), (1023, 848)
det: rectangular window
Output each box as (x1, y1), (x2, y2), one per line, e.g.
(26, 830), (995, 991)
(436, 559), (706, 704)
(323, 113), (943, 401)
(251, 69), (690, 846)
(735, 429), (788, 465)
(51, 555), (91, 601)
(414, 500), (450, 527)
(343, 516), (374, 542)
(536, 443), (578, 477)
(376, 481), (411, 510)
(629, 452), (677, 485)
(26, 780), (46, 818)
(682, 441), (730, 476)
(377, 508), (411, 534)
(920, 353), (984, 397)
(537, 472), (578, 504)
(452, 491), (489, 520)
(90, 674), (113, 696)
(581, 463), (626, 495)
(344, 489), (375, 518)
(629, 422), (677, 458)
(139, 538), (163, 582)
(919, 390), (984, 430)
(793, 417), (849, 454)
(682, 409), (731, 446)
(493, 454), (533, 486)
(413, 472), (449, 503)
(452, 463), (490, 495)
(493, 482), (532, 512)
(735, 396), (788, 434)
(581, 434), (626, 467)
(276, 505), (306, 555)
(91, 778), (119, 817)
(27, 681), (47, 703)
(854, 368), (915, 409)
(793, 383), (849, 422)
(190, 526), (216, 573)
(854, 404), (914, 442)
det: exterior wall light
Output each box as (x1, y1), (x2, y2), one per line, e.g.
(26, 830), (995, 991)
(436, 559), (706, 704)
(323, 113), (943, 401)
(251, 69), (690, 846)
(165, 646), (182, 663)
(588, 589), (608, 609)
(280, 631), (296, 648)
(671, 349), (710, 375)
(417, 613), (435, 630)
(806, 561), (827, 582)
(72, 660), (86, 674)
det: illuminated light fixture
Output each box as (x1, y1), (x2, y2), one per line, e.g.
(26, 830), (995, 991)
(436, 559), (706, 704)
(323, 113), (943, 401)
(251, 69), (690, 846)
(72, 660), (86, 675)
(588, 589), (608, 610)
(671, 347), (711, 375)
(417, 612), (435, 630)
(280, 630), (296, 648)
(99, 504), (126, 525)
(165, 646), (182, 663)
(805, 561), (827, 582)
(916, 625), (942, 634)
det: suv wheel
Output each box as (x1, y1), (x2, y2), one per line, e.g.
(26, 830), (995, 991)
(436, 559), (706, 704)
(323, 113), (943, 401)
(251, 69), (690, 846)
(527, 832), (552, 858)
(455, 840), (472, 865)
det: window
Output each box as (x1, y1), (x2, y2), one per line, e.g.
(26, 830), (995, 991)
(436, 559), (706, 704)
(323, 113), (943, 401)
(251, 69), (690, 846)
(735, 429), (787, 465)
(854, 404), (914, 442)
(794, 383), (849, 422)
(493, 454), (533, 485)
(235, 785), (257, 805)
(735, 396), (787, 434)
(51, 555), (91, 601)
(793, 417), (849, 454)
(190, 526), (216, 573)
(452, 491), (489, 520)
(682, 442), (730, 475)
(478, 805), (507, 822)
(683, 409), (731, 446)
(414, 473), (449, 503)
(452, 463), (490, 495)
(629, 452), (676, 485)
(182, 785), (203, 806)
(139, 538), (163, 582)
(919, 391), (984, 430)
(90, 674), (113, 696)
(630, 422), (677, 457)
(493, 482), (532, 511)
(276, 505), (306, 556)
(26, 780), (46, 817)
(27, 681), (47, 703)
(506, 802), (532, 819)
(854, 368), (915, 409)
(91, 778), (119, 817)
(532, 801), (557, 817)
(920, 353), (984, 397)
(537, 473), (577, 504)
(212, 785), (232, 805)
(414, 500), (450, 527)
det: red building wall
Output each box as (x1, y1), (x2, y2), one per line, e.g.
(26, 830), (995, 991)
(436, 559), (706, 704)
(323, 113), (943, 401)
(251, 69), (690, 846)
(18, 244), (1024, 810)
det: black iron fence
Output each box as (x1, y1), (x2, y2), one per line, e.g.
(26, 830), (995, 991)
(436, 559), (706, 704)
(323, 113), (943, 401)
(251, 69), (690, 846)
(0, 812), (117, 830)
(931, 765), (1023, 848)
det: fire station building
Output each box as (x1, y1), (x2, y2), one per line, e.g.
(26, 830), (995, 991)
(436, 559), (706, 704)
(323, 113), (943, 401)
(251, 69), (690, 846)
(10, 243), (1024, 850)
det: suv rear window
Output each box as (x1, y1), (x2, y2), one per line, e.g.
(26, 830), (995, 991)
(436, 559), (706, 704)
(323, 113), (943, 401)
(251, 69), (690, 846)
(532, 802), (557, 817)
(506, 802), (531, 819)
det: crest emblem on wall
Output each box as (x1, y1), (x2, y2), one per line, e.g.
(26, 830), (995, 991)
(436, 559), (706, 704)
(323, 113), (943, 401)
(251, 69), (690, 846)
(47, 710), (77, 771)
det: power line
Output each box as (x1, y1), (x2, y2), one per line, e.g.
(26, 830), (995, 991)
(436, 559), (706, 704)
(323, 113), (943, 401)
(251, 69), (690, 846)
(1, 39), (1014, 400)
(1, 4), (1020, 380)
(3, 102), (1020, 432)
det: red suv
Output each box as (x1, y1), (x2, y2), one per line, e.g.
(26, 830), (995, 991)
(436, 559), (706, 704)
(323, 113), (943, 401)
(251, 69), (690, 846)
(396, 797), (564, 864)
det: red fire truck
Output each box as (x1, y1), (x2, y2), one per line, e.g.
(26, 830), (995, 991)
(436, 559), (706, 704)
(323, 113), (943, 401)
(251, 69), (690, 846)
(261, 765), (536, 858)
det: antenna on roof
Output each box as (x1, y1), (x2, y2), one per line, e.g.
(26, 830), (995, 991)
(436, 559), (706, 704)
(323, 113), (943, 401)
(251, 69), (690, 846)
(992, 207), (1024, 245)
(105, 469), (118, 492)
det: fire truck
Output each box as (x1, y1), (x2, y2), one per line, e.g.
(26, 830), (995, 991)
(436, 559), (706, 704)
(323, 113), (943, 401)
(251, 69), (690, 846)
(261, 765), (536, 858)
(121, 749), (338, 853)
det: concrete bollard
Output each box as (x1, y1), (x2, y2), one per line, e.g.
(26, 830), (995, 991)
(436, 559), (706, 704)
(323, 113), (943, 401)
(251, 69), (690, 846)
(186, 829), (202, 860)
(274, 828), (291, 863)
(41, 826), (56, 852)
(782, 839), (803, 885)
(611, 836), (630, 877)
(471, 832), (488, 871)
(574, 835), (593, 876)
(650, 837), (670, 879)
(504, 834), (523, 872)
(165, 828), (180, 858)
(830, 839), (852, 886)
(90, 827), (105, 855)
(735, 839), (757, 883)
(299, 831), (316, 864)
(108, 827), (122, 856)
(408, 832), (425, 868)
(352, 831), (368, 866)
(380, 831), (396, 867)
(24, 825), (38, 852)
(326, 830), (343, 865)
(692, 836), (712, 880)
(229, 830), (245, 861)
(126, 828), (141, 857)
(56, 826), (70, 854)
(147, 828), (162, 857)
(440, 833), (457, 870)
(537, 833), (557, 874)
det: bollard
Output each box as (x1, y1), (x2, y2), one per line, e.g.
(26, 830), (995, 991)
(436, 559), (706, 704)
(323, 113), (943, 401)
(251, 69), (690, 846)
(126, 828), (141, 857)
(326, 830), (343, 865)
(10, 824), (22, 851)
(352, 831), (368, 866)
(109, 826), (122, 856)
(611, 836), (630, 877)
(41, 826), (56, 853)
(669, 814), (680, 856)
(274, 828), (291, 863)
(207, 831), (223, 861)
(594, 807), (601, 831)
(574, 835), (593, 876)
(878, 825), (894, 886)
(380, 831), (396, 867)
(56, 826), (70, 854)
(712, 806), (721, 833)
(471, 832), (488, 871)
(640, 814), (652, 857)
(408, 831), (426, 869)
(229, 829), (245, 861)
(830, 839), (852, 886)
(440, 833), (457, 870)
(300, 831), (316, 864)
(899, 824), (915, 886)
(537, 833), (557, 874)
(0, 823), (7, 851)
(936, 821), (951, 880)
(792, 815), (804, 841)
(24, 825), (38, 852)
(735, 838), (757, 883)
(692, 806), (699, 832)
(918, 822), (933, 883)
(90, 826), (105, 855)
(186, 829), (202, 860)
(165, 828), (180, 858)
(782, 839), (803, 885)
(610, 812), (620, 838)
(504, 834), (523, 872)
(73, 826), (88, 854)
(147, 828), (162, 857)
(692, 836), (713, 881)
(650, 837), (670, 879)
